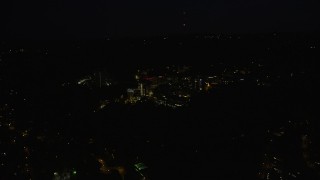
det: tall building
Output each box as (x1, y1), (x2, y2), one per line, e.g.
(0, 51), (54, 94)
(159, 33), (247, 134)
(139, 83), (145, 96)
(199, 79), (203, 91)
(194, 78), (204, 91)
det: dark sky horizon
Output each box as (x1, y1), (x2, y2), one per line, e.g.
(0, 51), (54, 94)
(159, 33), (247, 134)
(1, 0), (320, 39)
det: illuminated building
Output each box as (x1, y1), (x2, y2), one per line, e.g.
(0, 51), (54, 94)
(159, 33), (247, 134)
(140, 83), (145, 96)
(194, 78), (204, 91)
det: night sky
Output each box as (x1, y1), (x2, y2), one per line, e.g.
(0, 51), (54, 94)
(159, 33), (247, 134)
(1, 0), (320, 39)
